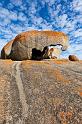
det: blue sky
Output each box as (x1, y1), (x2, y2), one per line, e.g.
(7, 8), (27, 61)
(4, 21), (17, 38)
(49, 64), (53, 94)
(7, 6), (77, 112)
(0, 0), (82, 59)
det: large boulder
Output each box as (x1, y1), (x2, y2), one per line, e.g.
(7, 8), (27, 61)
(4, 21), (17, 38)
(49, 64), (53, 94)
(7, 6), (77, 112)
(1, 40), (14, 59)
(1, 30), (69, 60)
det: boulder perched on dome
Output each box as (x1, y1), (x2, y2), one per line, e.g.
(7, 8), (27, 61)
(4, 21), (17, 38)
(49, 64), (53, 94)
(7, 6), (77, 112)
(1, 30), (69, 60)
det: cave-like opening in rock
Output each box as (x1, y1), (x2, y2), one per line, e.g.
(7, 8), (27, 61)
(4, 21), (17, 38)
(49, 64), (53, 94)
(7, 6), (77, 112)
(31, 44), (63, 61)
(31, 48), (43, 60)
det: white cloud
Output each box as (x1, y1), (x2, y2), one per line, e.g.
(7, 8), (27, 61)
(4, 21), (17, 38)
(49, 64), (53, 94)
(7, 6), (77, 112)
(28, 2), (37, 14)
(60, 43), (82, 59)
(17, 12), (27, 21)
(0, 7), (18, 23)
(56, 14), (68, 28)
(7, 3), (14, 9)
(0, 0), (82, 59)
(44, 0), (55, 6)
(67, 44), (82, 55)
(72, 0), (82, 12)
(0, 39), (7, 51)
(74, 29), (82, 37)
(10, 0), (23, 6)
(9, 11), (17, 21)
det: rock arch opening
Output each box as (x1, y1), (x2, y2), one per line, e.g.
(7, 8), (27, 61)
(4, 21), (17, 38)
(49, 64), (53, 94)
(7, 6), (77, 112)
(31, 44), (63, 60)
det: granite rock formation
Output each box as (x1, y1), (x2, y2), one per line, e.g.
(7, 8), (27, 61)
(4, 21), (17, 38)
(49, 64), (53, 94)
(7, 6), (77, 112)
(46, 45), (62, 59)
(1, 30), (69, 60)
(0, 59), (82, 124)
(1, 39), (14, 59)
(69, 55), (79, 61)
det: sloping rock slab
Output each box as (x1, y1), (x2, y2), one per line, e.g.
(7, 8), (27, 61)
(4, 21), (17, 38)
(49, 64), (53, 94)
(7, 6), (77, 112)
(0, 59), (82, 124)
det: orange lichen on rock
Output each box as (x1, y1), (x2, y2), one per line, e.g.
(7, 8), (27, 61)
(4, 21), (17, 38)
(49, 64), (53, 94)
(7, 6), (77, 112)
(0, 60), (13, 74)
(1, 39), (14, 59)
(14, 30), (69, 49)
(53, 69), (70, 83)
(22, 59), (51, 66)
(0, 59), (13, 65)
(79, 92), (82, 97)
(21, 60), (33, 69)
(59, 111), (73, 124)
(3, 40), (14, 52)
(79, 60), (82, 64)
(54, 59), (69, 64)
(21, 60), (53, 74)
(15, 30), (68, 40)
(42, 30), (68, 39)
(73, 87), (82, 96)
(22, 60), (70, 84)
(1, 30), (69, 60)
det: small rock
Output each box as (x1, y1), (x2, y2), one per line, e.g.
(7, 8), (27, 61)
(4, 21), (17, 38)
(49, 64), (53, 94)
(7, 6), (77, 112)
(68, 55), (79, 61)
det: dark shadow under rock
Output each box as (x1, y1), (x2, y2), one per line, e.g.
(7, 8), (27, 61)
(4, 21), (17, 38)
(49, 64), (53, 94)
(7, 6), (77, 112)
(31, 48), (43, 60)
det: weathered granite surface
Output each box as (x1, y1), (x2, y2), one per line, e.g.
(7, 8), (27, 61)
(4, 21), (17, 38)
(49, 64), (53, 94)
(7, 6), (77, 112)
(1, 30), (69, 60)
(0, 59), (82, 124)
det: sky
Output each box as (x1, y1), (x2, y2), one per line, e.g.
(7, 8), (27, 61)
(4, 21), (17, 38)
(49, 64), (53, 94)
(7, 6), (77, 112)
(0, 0), (82, 59)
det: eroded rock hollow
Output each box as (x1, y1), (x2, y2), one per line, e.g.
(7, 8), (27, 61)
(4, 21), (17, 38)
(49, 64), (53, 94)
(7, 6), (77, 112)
(1, 30), (69, 60)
